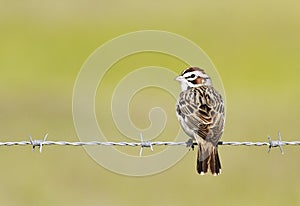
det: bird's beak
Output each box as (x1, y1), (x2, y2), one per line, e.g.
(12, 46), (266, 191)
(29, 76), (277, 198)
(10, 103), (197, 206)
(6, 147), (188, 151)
(175, 75), (184, 81)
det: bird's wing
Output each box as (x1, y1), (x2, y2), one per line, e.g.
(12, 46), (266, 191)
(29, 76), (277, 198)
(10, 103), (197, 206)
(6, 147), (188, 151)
(176, 87), (225, 144)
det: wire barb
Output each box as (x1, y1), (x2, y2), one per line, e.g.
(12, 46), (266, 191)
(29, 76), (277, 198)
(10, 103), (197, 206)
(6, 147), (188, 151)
(29, 133), (48, 153)
(139, 133), (154, 157)
(268, 131), (284, 155)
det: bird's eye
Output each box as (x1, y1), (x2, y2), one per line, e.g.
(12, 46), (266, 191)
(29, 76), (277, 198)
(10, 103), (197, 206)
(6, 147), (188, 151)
(190, 74), (196, 78)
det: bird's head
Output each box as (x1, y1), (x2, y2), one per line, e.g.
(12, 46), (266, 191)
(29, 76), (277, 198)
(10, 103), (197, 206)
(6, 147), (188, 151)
(175, 67), (212, 91)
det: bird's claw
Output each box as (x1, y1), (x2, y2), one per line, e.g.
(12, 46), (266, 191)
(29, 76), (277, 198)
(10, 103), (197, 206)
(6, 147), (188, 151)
(186, 138), (195, 150)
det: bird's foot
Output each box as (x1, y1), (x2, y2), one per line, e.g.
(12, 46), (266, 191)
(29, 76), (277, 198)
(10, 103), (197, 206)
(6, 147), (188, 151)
(186, 138), (195, 151)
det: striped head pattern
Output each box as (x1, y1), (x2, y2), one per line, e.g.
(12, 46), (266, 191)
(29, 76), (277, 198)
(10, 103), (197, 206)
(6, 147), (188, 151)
(175, 67), (212, 91)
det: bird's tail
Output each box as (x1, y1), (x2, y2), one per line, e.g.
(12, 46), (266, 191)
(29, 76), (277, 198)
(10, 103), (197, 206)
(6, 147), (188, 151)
(197, 143), (221, 175)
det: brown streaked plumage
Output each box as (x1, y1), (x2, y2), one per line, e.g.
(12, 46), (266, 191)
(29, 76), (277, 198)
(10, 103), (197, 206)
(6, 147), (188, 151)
(175, 67), (225, 175)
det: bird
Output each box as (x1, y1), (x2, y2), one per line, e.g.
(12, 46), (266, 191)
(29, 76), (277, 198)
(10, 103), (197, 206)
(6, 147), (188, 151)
(175, 67), (225, 175)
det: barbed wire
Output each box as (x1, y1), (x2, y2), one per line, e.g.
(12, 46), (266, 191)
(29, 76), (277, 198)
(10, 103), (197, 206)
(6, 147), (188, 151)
(0, 131), (299, 155)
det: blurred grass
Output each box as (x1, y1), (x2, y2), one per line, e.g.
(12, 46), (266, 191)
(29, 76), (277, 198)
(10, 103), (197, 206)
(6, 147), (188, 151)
(0, 0), (300, 205)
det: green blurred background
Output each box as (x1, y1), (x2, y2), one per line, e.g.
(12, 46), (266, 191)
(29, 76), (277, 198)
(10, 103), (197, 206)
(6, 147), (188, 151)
(1, 0), (300, 205)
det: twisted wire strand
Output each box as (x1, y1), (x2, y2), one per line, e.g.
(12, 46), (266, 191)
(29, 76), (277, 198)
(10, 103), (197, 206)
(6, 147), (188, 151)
(0, 132), (299, 154)
(1, 140), (300, 147)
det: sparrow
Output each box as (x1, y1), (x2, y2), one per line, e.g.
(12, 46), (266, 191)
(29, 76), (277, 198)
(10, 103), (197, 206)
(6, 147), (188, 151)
(175, 67), (225, 175)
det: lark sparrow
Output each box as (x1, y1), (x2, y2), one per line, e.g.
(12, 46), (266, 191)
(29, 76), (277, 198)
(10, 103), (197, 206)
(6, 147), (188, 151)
(175, 67), (225, 175)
